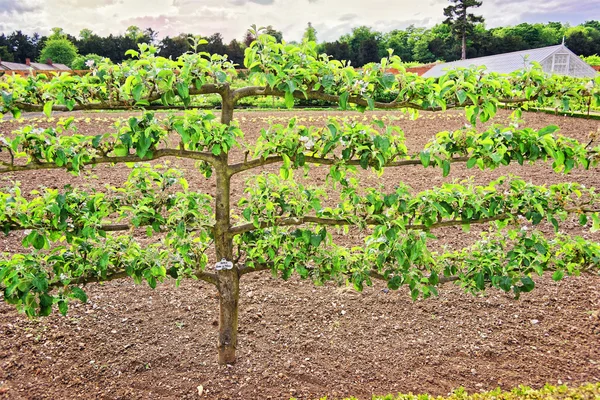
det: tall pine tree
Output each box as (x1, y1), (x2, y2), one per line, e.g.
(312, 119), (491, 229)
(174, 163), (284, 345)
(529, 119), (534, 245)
(443, 0), (484, 60)
(303, 22), (318, 43)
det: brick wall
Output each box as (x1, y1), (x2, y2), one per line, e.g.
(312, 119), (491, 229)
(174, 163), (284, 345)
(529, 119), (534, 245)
(386, 64), (436, 76)
(0, 70), (90, 77)
(406, 64), (436, 75)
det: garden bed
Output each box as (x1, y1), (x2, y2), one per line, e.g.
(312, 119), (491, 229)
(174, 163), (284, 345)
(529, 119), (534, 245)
(1, 109), (599, 399)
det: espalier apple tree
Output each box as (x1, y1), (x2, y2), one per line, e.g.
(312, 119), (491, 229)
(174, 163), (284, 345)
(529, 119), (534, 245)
(1, 32), (600, 364)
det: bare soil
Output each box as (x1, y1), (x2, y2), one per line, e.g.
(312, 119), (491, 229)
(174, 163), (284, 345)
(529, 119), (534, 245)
(0, 109), (599, 399)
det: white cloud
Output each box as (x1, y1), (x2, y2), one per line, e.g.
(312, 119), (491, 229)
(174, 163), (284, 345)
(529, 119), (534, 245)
(0, 0), (40, 14)
(0, 0), (593, 42)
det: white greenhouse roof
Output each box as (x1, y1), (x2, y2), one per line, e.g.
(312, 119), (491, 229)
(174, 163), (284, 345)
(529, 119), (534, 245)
(423, 44), (597, 78)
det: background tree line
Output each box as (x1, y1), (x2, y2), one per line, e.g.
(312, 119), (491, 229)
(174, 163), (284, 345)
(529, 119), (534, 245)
(321, 20), (600, 66)
(0, 20), (598, 68)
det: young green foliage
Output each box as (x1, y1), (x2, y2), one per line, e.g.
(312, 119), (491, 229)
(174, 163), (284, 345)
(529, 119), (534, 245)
(1, 31), (599, 364)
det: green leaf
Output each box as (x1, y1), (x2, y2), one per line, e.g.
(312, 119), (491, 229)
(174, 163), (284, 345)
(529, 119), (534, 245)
(132, 84), (143, 102)
(286, 80), (297, 94)
(498, 276), (512, 292)
(279, 166), (290, 179)
(310, 234), (322, 247)
(552, 270), (564, 281)
(374, 136), (390, 152)
(193, 77), (205, 89)
(58, 300), (68, 316)
(550, 217), (559, 232)
(43, 101), (54, 118)
(465, 106), (478, 125)
(176, 221), (186, 238)
(419, 151), (430, 168)
(525, 86), (536, 100)
(242, 208), (252, 221)
(475, 272), (485, 290)
(591, 214), (600, 233)
(372, 119), (385, 129)
(136, 133), (152, 158)
(176, 82), (189, 100)
(215, 71), (227, 83)
(92, 135), (102, 148)
(1, 91), (13, 106)
(466, 157), (477, 169)
(113, 145), (129, 157)
(534, 243), (547, 255)
(32, 232), (46, 250)
(211, 144), (222, 156)
(520, 277), (535, 292)
(265, 73), (277, 88)
(442, 160), (451, 177)
(387, 276), (401, 290)
(353, 276), (364, 292)
(125, 49), (139, 58)
(410, 289), (420, 301)
(38, 294), (53, 316)
(65, 99), (76, 111)
(284, 91), (295, 109)
(32, 276), (48, 292)
(366, 97), (375, 110)
(456, 89), (467, 105)
(147, 276), (157, 289)
(70, 287), (88, 303)
(339, 92), (349, 110)
(10, 108), (21, 119)
(537, 125), (559, 137)
(380, 73), (395, 89)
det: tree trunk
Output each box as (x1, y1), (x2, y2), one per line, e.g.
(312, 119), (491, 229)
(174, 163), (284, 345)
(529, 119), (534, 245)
(461, 33), (466, 60)
(217, 269), (239, 364)
(215, 87), (238, 365)
(214, 165), (237, 364)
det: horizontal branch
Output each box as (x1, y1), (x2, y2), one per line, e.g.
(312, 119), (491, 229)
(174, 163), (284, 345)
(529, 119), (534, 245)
(47, 268), (218, 290)
(0, 148), (217, 174)
(238, 263), (271, 276)
(368, 269), (460, 284)
(229, 214), (510, 236)
(233, 86), (440, 111)
(14, 84), (225, 113)
(8, 79), (557, 115)
(49, 270), (130, 289)
(194, 270), (218, 285)
(3, 223), (129, 233)
(4, 222), (215, 236)
(228, 154), (469, 175)
(236, 261), (461, 287)
(232, 86), (537, 112)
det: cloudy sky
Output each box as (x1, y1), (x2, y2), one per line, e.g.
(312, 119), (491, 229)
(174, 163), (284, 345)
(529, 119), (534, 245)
(1, 0), (598, 42)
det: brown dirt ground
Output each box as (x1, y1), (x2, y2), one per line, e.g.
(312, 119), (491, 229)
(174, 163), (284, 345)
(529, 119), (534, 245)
(0, 109), (599, 400)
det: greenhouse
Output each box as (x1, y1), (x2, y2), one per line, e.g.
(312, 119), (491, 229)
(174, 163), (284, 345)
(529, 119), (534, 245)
(423, 44), (597, 78)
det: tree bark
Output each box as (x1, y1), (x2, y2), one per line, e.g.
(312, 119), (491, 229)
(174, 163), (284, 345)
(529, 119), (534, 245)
(214, 163), (238, 364)
(216, 268), (240, 364)
(214, 87), (239, 364)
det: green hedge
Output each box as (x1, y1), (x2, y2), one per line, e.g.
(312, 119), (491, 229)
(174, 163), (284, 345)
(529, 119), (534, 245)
(299, 383), (600, 400)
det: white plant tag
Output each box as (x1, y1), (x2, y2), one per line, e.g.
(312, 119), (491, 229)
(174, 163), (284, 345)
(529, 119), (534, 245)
(215, 258), (233, 271)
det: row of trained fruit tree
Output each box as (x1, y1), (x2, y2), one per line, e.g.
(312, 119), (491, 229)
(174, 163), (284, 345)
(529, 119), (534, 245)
(1, 30), (600, 364)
